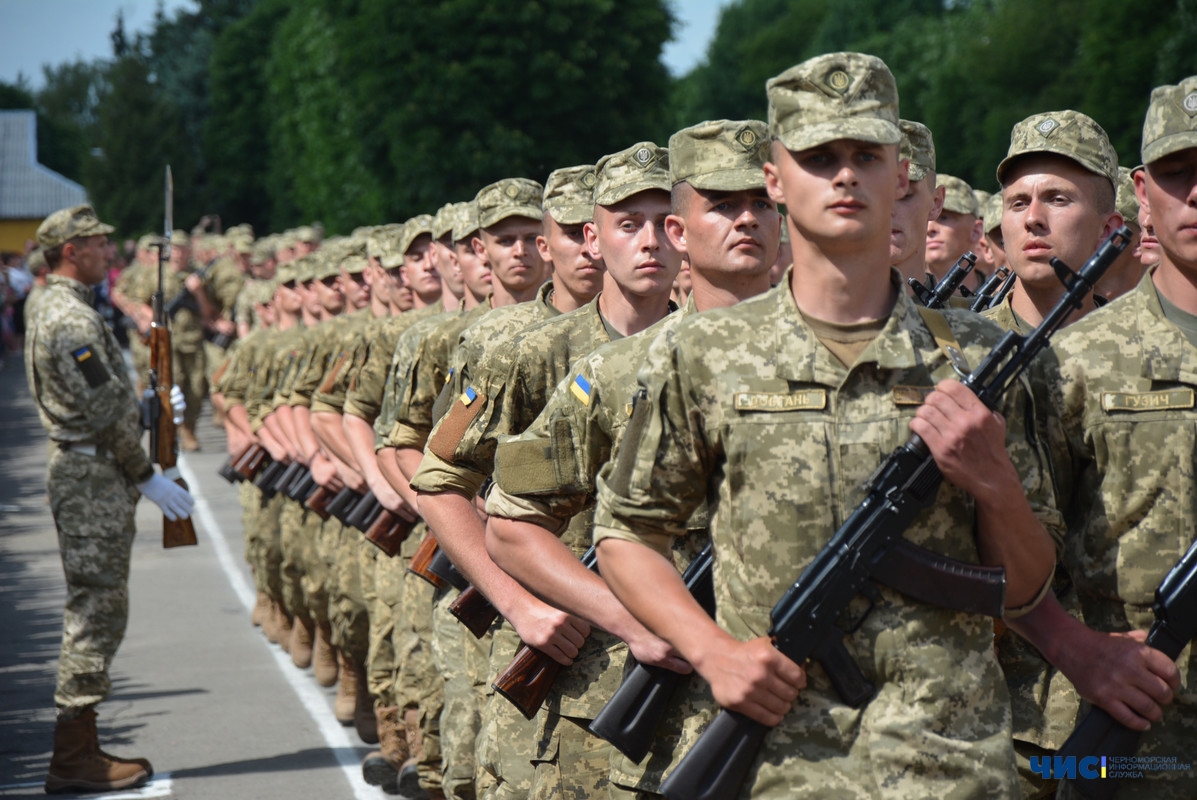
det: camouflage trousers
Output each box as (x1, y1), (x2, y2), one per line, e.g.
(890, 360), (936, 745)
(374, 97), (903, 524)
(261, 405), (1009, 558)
(300, 515), (339, 627)
(254, 491), (285, 603)
(172, 346), (207, 428)
(328, 524), (369, 664)
(478, 622), (538, 800)
(239, 480), (261, 575)
(608, 672), (715, 796)
(46, 447), (138, 713)
(392, 528), (442, 793)
(432, 585), (485, 800)
(279, 498), (311, 620)
(368, 540), (407, 708)
(529, 714), (616, 800)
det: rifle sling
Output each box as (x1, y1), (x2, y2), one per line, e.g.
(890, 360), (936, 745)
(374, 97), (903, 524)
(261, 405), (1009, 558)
(868, 538), (1006, 618)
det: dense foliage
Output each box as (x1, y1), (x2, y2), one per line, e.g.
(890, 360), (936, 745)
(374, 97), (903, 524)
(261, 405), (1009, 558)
(4, 0), (1195, 235)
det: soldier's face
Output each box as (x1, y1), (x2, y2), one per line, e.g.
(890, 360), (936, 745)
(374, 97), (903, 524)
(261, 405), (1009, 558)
(890, 176), (942, 268)
(477, 217), (545, 294)
(1002, 155), (1121, 289)
(435, 239), (466, 299)
(457, 240), (492, 300)
(925, 210), (981, 279)
(765, 139), (906, 252)
(666, 185), (779, 279)
(404, 237), (442, 304)
(586, 190), (679, 299)
(68, 235), (109, 285)
(1138, 149), (1197, 273)
(1136, 204), (1161, 267)
(538, 214), (603, 300)
(339, 269), (370, 309)
(314, 275), (344, 314)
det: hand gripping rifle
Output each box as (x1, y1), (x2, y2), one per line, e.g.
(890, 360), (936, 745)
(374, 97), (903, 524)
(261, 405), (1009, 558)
(143, 165), (198, 549)
(658, 227), (1132, 800)
(1052, 537), (1197, 800)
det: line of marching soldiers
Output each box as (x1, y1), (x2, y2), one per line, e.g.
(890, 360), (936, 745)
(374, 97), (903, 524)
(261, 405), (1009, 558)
(206, 54), (1197, 800)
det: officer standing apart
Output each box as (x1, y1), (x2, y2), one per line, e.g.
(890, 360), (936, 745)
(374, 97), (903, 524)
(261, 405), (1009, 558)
(25, 205), (194, 795)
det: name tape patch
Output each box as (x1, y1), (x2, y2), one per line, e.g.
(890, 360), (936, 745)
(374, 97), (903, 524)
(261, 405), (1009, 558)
(1101, 388), (1195, 412)
(734, 390), (827, 412)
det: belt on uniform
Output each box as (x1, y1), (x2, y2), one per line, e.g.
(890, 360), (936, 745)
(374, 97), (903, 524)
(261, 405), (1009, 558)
(58, 442), (108, 458)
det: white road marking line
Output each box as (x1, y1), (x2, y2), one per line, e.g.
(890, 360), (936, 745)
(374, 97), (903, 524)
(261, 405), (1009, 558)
(176, 457), (377, 800)
(0, 775), (171, 797)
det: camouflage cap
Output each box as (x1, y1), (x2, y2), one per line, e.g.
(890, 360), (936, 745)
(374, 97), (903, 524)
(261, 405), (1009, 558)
(983, 193), (1004, 235)
(27, 248), (47, 277)
(313, 252), (342, 282)
(937, 174), (979, 216)
(137, 233), (161, 252)
(899, 119), (935, 182)
(543, 165), (597, 225)
(398, 214), (435, 254)
(342, 254), (368, 275)
(227, 222), (254, 239)
(295, 225), (320, 244)
(275, 261), (299, 285)
(36, 204), (116, 249)
(453, 202), (481, 243)
(1115, 165), (1140, 227)
(766, 52), (900, 153)
(594, 141), (670, 206)
(293, 254), (320, 283)
(231, 236), (254, 255)
(996, 110), (1118, 187)
(669, 119), (769, 191)
(255, 279), (278, 305)
(973, 189), (992, 210)
(171, 230), (191, 248)
(476, 178), (544, 229)
(1141, 76), (1197, 164)
(432, 203), (457, 240)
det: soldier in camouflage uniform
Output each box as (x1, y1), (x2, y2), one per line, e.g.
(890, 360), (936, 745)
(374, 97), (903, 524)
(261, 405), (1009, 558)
(976, 110), (1124, 799)
(889, 120), (945, 290)
(925, 173), (983, 291)
(1013, 76), (1197, 800)
(484, 118), (780, 798)
(110, 234), (159, 395)
(1095, 165), (1148, 302)
(593, 52), (1062, 800)
(416, 144), (680, 800)
(27, 205), (194, 794)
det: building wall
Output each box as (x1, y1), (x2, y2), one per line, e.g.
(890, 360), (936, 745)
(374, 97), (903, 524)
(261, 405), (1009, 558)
(0, 219), (39, 256)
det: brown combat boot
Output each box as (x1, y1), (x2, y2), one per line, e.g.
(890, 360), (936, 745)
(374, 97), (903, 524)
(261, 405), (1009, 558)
(354, 662), (378, 744)
(251, 591), (270, 627)
(290, 615), (314, 669)
(276, 606), (294, 655)
(360, 705), (408, 793)
(334, 650), (356, 724)
(313, 622), (338, 686)
(44, 709), (152, 795)
(179, 423), (201, 452)
(263, 600), (281, 644)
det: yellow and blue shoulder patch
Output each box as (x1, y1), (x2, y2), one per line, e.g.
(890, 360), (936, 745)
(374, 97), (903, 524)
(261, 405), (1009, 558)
(71, 344), (110, 388)
(570, 374), (592, 406)
(460, 385), (479, 406)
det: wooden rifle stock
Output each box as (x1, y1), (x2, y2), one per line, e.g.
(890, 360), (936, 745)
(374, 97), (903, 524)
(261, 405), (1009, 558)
(492, 642), (560, 720)
(449, 585), (501, 640)
(492, 547), (599, 719)
(233, 443), (269, 480)
(407, 532), (447, 589)
(365, 510), (414, 557)
(305, 485), (334, 520)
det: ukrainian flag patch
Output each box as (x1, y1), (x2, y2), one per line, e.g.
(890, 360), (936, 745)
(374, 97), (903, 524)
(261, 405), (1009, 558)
(570, 374), (591, 406)
(73, 346), (93, 362)
(460, 386), (478, 406)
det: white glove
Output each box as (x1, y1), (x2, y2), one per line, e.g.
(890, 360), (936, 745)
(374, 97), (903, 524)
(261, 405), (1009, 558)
(170, 384), (186, 425)
(136, 473), (195, 521)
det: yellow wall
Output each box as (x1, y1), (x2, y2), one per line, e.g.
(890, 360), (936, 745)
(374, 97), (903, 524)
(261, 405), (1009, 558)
(0, 219), (40, 255)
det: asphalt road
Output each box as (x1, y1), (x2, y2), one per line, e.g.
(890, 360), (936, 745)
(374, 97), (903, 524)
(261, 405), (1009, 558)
(0, 352), (378, 799)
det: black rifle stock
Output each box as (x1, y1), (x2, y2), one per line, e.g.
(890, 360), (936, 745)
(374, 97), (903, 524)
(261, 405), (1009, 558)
(1055, 538), (1197, 800)
(659, 228), (1132, 800)
(969, 266), (1011, 312)
(326, 487), (362, 524)
(589, 546), (715, 761)
(988, 269), (1018, 309)
(909, 251), (976, 308)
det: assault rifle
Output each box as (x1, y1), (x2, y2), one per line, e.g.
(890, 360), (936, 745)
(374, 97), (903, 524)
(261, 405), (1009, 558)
(658, 227), (1132, 800)
(408, 532), (448, 589)
(364, 509), (414, 557)
(142, 165), (198, 549)
(970, 266), (1012, 312)
(909, 251), (976, 308)
(988, 268), (1018, 309)
(492, 547), (599, 720)
(1053, 538), (1197, 800)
